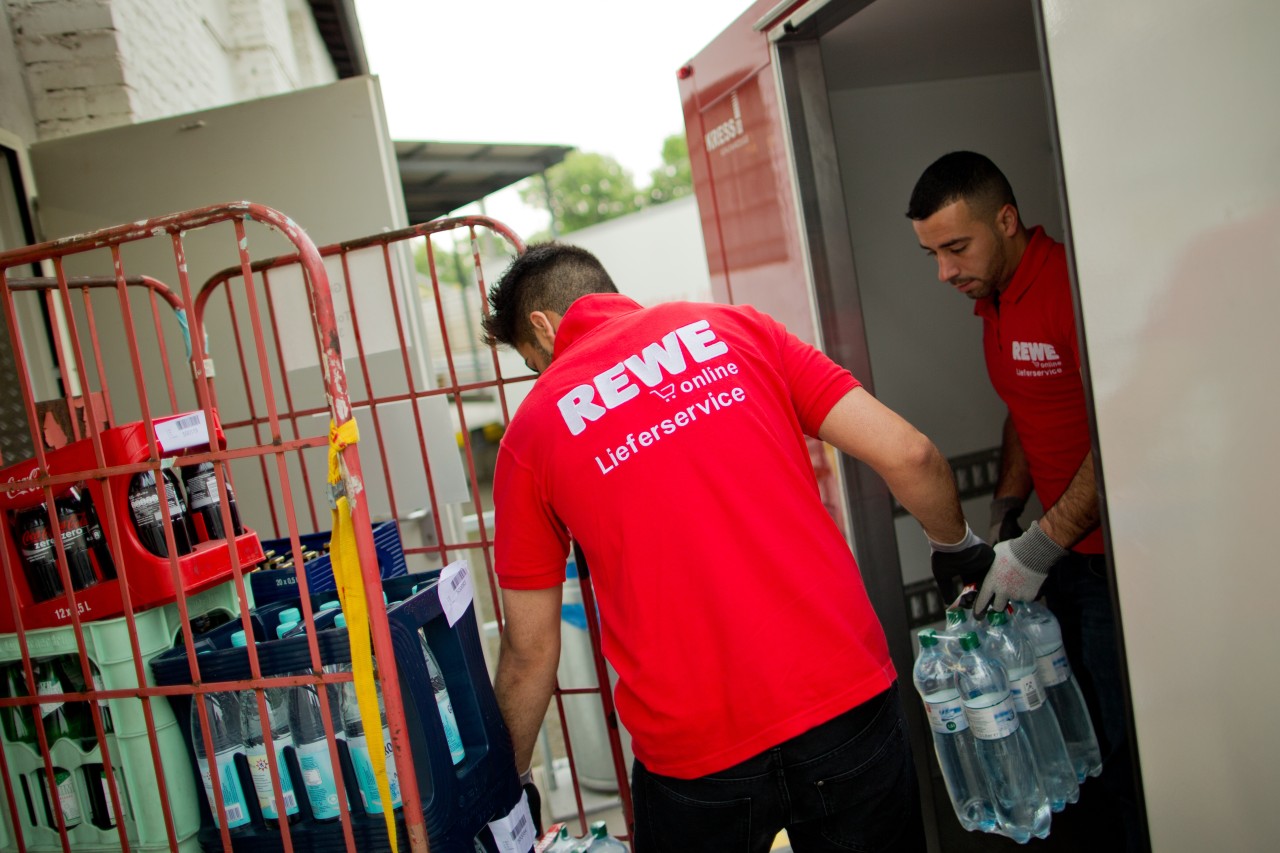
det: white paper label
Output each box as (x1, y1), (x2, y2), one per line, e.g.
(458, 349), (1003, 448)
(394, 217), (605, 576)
(38, 678), (63, 718)
(1035, 646), (1071, 687)
(154, 411), (209, 452)
(438, 559), (474, 627)
(487, 789), (536, 853)
(57, 772), (82, 824)
(963, 693), (1020, 740)
(923, 691), (969, 734)
(1009, 670), (1045, 712)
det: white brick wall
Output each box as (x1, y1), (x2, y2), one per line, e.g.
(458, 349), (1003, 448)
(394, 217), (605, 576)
(5, 0), (339, 140)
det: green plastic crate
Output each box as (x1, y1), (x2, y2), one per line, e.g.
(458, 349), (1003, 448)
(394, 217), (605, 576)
(0, 578), (249, 852)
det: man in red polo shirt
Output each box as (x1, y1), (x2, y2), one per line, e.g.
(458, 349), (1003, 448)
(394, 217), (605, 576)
(908, 151), (1138, 849)
(481, 243), (990, 852)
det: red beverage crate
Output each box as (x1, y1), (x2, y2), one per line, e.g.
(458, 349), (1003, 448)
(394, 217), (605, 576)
(0, 412), (262, 633)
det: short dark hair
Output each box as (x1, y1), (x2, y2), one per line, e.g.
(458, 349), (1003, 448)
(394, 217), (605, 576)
(906, 151), (1018, 221)
(481, 242), (618, 348)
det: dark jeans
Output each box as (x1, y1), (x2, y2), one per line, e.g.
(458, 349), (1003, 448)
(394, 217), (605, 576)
(1045, 552), (1144, 851)
(631, 685), (925, 853)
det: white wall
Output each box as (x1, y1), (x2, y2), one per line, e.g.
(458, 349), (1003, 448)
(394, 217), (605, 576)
(561, 196), (713, 306)
(1042, 1), (1280, 848)
(827, 71), (1060, 583)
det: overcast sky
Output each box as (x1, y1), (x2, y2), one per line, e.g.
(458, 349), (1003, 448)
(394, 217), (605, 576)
(352, 0), (752, 234)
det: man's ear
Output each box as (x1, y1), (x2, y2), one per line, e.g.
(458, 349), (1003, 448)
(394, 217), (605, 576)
(995, 203), (1020, 237)
(529, 310), (561, 350)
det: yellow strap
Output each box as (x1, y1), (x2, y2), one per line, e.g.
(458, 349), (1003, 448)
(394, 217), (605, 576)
(328, 419), (397, 849)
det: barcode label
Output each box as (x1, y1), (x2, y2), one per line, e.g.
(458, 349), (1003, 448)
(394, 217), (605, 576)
(438, 559), (473, 628)
(154, 411), (210, 451)
(487, 789), (536, 853)
(223, 802), (244, 823)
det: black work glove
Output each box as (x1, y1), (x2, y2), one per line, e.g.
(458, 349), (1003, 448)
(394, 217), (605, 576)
(988, 495), (1026, 544)
(520, 769), (544, 840)
(930, 532), (997, 606)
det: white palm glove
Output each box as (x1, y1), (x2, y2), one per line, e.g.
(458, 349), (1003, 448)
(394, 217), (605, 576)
(974, 520), (1067, 618)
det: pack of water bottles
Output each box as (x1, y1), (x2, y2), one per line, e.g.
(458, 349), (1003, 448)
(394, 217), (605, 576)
(149, 569), (529, 853)
(912, 595), (1103, 844)
(535, 821), (628, 852)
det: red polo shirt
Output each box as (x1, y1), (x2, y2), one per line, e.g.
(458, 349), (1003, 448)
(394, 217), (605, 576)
(493, 295), (895, 778)
(976, 227), (1104, 554)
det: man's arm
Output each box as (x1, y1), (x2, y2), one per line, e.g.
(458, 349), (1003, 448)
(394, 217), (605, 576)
(1038, 450), (1100, 548)
(994, 413), (1034, 501)
(493, 585), (562, 774)
(818, 387), (965, 544)
(989, 414), (1034, 543)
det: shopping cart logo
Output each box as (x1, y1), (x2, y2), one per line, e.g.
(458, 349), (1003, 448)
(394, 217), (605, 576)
(650, 383), (678, 402)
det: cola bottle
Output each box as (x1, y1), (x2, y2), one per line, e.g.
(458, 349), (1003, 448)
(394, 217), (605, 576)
(14, 505), (63, 602)
(180, 462), (244, 543)
(128, 469), (194, 557)
(74, 486), (116, 580)
(55, 494), (100, 592)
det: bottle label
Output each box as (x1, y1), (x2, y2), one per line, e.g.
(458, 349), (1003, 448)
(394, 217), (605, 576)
(247, 736), (298, 818)
(437, 693), (465, 761)
(101, 775), (117, 825)
(1035, 646), (1071, 687)
(38, 677), (64, 718)
(197, 749), (250, 829)
(1009, 670), (1046, 712)
(56, 770), (82, 826)
(923, 692), (969, 734)
(130, 490), (163, 524)
(187, 475), (218, 510)
(347, 729), (402, 813)
(486, 789), (536, 853)
(163, 481), (184, 518)
(295, 739), (341, 820)
(963, 693), (1020, 740)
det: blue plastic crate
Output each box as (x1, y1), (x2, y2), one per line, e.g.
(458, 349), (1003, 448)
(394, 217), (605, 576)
(250, 521), (408, 605)
(148, 571), (525, 852)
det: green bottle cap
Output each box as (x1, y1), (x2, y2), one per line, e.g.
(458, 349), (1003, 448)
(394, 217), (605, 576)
(590, 821), (608, 839)
(276, 621), (298, 639)
(987, 609), (1009, 627)
(945, 608), (965, 627)
(229, 630), (247, 647)
(917, 629), (938, 647)
(959, 631), (981, 651)
(334, 613), (347, 629)
(278, 607), (301, 625)
(319, 601), (341, 612)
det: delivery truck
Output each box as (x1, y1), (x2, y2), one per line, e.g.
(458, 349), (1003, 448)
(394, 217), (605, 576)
(678, 1), (1279, 851)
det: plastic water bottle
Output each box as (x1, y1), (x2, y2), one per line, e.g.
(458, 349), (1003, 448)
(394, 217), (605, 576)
(543, 825), (577, 851)
(583, 820), (627, 851)
(955, 632), (1050, 843)
(983, 610), (1079, 812)
(422, 636), (466, 764)
(190, 655), (251, 832)
(913, 629), (995, 832)
(1013, 600), (1103, 782)
(230, 631), (299, 826)
(276, 620), (344, 821)
(332, 612), (402, 813)
(940, 606), (982, 662)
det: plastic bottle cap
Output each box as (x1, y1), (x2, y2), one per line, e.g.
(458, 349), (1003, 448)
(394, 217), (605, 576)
(590, 821), (608, 839)
(917, 629), (938, 647)
(278, 607), (301, 624)
(333, 613), (347, 629)
(276, 621), (298, 639)
(229, 630), (247, 647)
(382, 592), (388, 604)
(945, 608), (965, 626)
(987, 609), (1009, 627)
(959, 631), (981, 652)
(319, 601), (341, 611)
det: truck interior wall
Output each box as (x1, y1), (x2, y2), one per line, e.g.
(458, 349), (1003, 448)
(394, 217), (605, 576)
(823, 69), (1061, 585)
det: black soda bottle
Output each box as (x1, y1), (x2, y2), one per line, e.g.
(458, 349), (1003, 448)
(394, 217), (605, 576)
(180, 462), (244, 542)
(128, 470), (194, 557)
(14, 505), (63, 602)
(75, 486), (117, 580)
(54, 494), (100, 592)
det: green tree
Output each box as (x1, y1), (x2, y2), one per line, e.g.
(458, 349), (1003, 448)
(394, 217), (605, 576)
(647, 133), (693, 205)
(519, 151), (644, 236)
